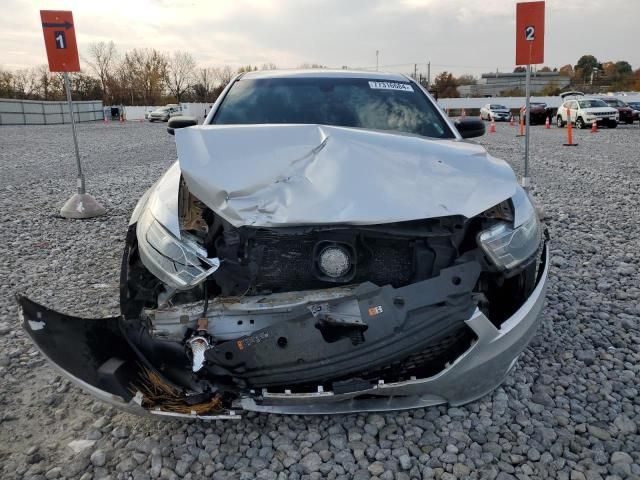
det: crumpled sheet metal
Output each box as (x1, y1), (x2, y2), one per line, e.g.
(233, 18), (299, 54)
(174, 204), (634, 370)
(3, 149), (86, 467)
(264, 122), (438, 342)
(176, 124), (517, 227)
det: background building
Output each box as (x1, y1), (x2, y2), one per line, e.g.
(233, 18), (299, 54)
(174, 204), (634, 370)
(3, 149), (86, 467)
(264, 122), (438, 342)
(458, 71), (571, 97)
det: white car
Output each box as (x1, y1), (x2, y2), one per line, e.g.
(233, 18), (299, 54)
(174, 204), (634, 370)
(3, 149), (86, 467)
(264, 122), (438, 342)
(556, 98), (619, 129)
(480, 104), (512, 122)
(148, 105), (182, 122)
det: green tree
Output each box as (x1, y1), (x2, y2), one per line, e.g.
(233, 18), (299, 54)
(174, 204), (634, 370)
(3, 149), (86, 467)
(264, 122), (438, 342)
(574, 55), (601, 82)
(433, 71), (459, 98)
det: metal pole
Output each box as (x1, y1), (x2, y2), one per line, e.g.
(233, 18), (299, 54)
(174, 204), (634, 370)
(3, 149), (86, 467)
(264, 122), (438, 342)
(523, 64), (531, 190)
(427, 61), (431, 87)
(63, 72), (85, 194)
(414, 64), (417, 80)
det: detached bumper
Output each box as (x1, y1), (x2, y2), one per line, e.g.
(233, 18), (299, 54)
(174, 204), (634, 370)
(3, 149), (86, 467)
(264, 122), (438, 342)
(239, 243), (549, 414)
(18, 244), (548, 418)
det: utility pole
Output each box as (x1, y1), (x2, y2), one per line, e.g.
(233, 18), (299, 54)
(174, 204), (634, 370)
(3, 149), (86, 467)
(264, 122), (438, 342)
(414, 63), (417, 80)
(376, 50), (379, 71)
(427, 61), (431, 87)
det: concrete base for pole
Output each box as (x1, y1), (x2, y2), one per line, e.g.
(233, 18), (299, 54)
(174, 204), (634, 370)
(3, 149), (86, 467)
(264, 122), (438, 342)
(60, 193), (107, 219)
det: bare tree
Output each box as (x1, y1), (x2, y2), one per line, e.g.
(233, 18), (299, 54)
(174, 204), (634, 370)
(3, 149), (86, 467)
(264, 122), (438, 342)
(123, 48), (167, 105)
(193, 67), (219, 102)
(34, 65), (56, 100)
(261, 63), (277, 70)
(86, 41), (117, 103)
(165, 51), (195, 102)
(215, 65), (234, 87)
(11, 68), (39, 99)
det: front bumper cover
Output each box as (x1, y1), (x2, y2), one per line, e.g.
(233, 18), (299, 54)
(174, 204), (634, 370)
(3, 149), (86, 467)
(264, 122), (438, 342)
(18, 243), (548, 418)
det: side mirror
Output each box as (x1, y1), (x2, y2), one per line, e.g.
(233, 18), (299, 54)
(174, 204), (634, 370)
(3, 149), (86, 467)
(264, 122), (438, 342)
(454, 118), (485, 139)
(167, 116), (198, 135)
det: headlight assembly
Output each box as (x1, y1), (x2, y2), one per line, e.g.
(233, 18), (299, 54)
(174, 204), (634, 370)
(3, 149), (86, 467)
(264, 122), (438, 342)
(478, 208), (541, 270)
(136, 208), (219, 290)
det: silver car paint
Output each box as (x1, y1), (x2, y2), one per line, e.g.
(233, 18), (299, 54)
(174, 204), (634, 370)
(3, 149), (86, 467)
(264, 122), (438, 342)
(175, 124), (517, 228)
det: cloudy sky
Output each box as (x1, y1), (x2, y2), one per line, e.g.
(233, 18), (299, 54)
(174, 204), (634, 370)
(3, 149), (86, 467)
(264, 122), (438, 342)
(1, 0), (638, 77)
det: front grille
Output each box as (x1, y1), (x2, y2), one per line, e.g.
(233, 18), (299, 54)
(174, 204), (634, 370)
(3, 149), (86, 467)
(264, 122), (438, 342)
(252, 231), (414, 293)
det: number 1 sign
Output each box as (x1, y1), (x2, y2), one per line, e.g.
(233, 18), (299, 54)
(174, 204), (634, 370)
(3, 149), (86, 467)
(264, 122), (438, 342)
(40, 10), (80, 72)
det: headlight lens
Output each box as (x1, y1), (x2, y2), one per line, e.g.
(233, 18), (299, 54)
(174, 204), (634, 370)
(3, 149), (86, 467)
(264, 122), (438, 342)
(478, 209), (541, 270)
(136, 208), (219, 290)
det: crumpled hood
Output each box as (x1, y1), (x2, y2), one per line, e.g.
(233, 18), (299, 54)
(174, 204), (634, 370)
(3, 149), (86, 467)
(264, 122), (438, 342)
(175, 124), (517, 227)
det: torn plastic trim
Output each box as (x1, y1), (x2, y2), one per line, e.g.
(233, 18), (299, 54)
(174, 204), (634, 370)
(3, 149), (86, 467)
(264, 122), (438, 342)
(18, 296), (239, 420)
(235, 241), (548, 414)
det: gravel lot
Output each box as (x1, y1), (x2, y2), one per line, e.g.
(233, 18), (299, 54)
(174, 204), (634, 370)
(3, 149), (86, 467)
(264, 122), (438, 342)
(1, 120), (639, 480)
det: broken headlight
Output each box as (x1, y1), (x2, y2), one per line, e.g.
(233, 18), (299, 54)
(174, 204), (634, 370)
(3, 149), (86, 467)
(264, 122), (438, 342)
(136, 208), (220, 290)
(478, 208), (541, 270)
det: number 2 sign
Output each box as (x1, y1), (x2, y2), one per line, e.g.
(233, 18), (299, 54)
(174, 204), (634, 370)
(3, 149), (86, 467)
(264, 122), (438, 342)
(40, 10), (80, 72)
(516, 2), (545, 65)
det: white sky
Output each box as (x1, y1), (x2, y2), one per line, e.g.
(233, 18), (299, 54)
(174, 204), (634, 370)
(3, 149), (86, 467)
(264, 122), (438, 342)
(1, 0), (638, 78)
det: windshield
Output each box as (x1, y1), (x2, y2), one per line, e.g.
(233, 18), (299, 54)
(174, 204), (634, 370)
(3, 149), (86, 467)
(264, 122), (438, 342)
(578, 100), (608, 108)
(212, 77), (454, 139)
(155, 107), (170, 112)
(490, 105), (507, 110)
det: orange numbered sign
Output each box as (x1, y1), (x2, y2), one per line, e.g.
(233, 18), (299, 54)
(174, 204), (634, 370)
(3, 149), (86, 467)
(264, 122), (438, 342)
(516, 1), (545, 65)
(40, 10), (80, 72)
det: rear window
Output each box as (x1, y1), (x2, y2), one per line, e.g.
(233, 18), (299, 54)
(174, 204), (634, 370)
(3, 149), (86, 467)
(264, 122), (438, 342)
(490, 105), (507, 109)
(212, 77), (454, 139)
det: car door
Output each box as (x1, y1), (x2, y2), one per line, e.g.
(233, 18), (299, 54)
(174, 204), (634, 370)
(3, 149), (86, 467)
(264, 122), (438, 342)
(558, 102), (567, 121)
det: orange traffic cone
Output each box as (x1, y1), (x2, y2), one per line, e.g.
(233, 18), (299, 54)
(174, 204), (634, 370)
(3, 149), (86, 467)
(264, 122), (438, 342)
(544, 117), (550, 129)
(489, 119), (496, 133)
(563, 109), (578, 146)
(590, 120), (598, 133)
(509, 116), (515, 127)
(517, 114), (525, 136)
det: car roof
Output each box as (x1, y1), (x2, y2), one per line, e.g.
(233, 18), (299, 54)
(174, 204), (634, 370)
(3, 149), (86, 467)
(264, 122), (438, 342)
(239, 69), (411, 81)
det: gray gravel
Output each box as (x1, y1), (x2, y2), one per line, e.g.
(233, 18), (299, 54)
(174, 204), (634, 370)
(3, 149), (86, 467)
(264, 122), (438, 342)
(1, 120), (639, 480)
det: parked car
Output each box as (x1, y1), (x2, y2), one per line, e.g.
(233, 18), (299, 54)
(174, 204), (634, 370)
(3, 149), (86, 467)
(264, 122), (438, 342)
(480, 104), (512, 121)
(522, 102), (551, 125)
(556, 98), (619, 129)
(627, 101), (640, 113)
(148, 105), (182, 122)
(599, 97), (637, 124)
(20, 70), (548, 419)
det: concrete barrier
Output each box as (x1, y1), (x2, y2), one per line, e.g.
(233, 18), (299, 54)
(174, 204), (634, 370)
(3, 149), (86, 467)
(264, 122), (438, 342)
(0, 99), (104, 125)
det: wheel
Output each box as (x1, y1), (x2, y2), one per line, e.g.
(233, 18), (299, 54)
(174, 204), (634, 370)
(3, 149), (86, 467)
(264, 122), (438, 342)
(625, 120), (633, 125)
(576, 117), (585, 129)
(608, 121), (617, 129)
(556, 116), (565, 128)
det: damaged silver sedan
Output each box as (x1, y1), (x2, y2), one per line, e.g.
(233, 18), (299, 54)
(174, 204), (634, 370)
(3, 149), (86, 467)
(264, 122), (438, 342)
(19, 70), (548, 419)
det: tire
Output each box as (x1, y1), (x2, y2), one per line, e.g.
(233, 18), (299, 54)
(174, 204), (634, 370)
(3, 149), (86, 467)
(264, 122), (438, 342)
(625, 120), (633, 125)
(608, 121), (617, 129)
(556, 116), (565, 128)
(576, 117), (585, 129)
